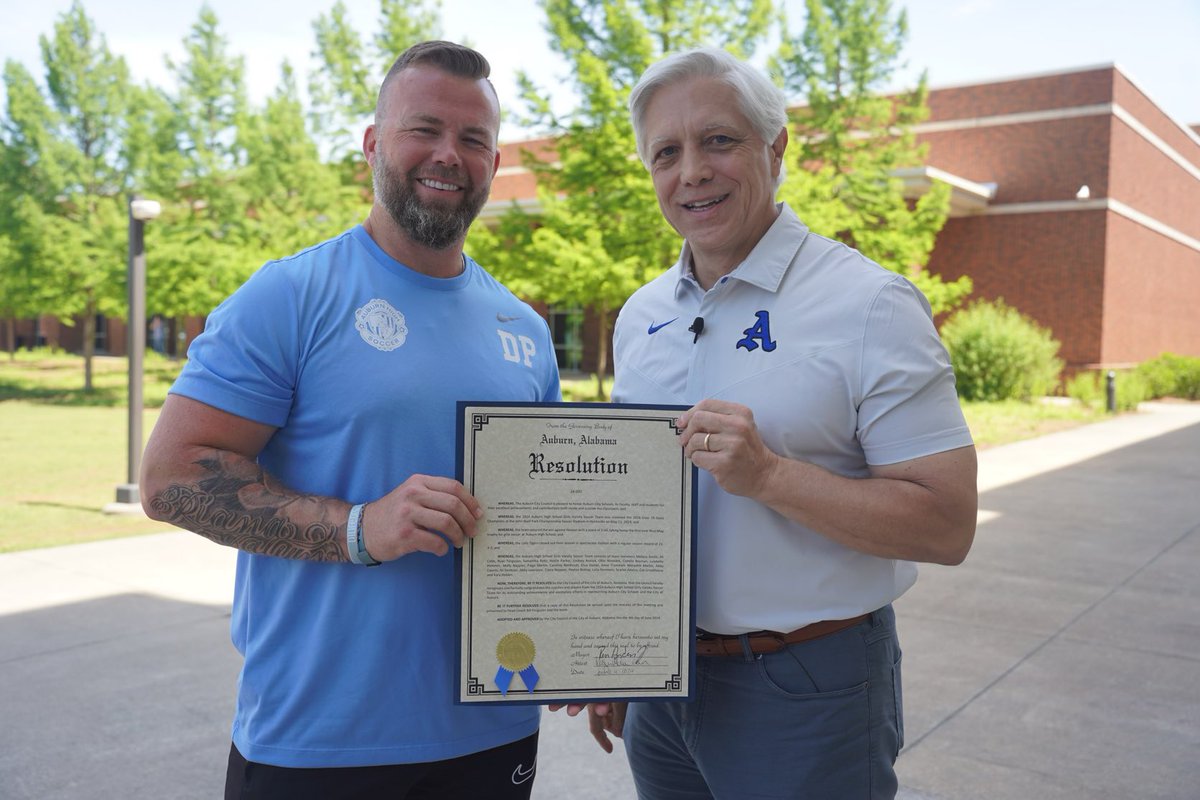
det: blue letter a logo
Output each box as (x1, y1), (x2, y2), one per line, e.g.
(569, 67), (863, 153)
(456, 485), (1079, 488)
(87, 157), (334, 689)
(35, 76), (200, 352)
(736, 310), (777, 352)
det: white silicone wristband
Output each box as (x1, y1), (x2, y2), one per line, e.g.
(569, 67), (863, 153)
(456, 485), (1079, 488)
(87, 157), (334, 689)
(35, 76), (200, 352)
(346, 503), (379, 566)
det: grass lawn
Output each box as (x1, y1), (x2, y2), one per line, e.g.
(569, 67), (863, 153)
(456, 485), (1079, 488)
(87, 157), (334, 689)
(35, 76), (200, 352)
(0, 401), (172, 551)
(960, 398), (1105, 448)
(0, 350), (179, 406)
(0, 352), (1112, 553)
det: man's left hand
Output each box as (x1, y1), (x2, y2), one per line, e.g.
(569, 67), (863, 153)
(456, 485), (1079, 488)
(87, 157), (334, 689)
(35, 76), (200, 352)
(678, 399), (779, 499)
(548, 702), (627, 753)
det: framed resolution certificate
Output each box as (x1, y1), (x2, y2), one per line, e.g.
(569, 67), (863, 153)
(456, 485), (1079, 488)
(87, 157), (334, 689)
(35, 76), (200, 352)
(455, 402), (696, 705)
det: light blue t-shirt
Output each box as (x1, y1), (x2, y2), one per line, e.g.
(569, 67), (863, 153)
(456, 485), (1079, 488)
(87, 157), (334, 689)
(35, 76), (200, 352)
(171, 225), (560, 767)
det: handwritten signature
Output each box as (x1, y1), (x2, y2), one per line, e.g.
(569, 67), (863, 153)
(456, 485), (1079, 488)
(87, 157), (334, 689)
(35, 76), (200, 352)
(595, 643), (651, 668)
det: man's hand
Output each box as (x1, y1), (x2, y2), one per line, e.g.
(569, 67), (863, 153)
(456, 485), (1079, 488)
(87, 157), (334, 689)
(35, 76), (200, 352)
(678, 397), (976, 564)
(548, 702), (628, 753)
(362, 475), (483, 560)
(678, 399), (779, 499)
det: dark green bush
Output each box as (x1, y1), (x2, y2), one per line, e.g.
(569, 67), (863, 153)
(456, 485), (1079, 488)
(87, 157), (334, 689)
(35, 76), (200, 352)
(940, 299), (1063, 401)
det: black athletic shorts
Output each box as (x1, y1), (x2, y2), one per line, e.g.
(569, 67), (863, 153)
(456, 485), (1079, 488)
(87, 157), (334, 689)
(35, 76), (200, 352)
(224, 731), (539, 800)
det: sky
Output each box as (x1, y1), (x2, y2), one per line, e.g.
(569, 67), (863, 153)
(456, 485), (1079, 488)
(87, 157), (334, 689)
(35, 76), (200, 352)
(2, 0), (1199, 142)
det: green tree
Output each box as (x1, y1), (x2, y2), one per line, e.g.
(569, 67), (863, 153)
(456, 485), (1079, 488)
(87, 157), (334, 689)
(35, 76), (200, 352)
(122, 82), (189, 202)
(37, 0), (135, 389)
(471, 0), (774, 397)
(148, 5), (256, 344)
(309, 0), (442, 161)
(0, 61), (71, 208)
(165, 5), (248, 192)
(239, 62), (365, 258)
(774, 0), (970, 314)
(0, 98), (67, 355)
(0, 64), (62, 357)
(0, 195), (52, 358)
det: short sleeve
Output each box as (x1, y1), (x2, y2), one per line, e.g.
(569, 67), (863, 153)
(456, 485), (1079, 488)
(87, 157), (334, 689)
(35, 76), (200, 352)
(856, 278), (973, 465)
(538, 316), (563, 403)
(170, 263), (301, 427)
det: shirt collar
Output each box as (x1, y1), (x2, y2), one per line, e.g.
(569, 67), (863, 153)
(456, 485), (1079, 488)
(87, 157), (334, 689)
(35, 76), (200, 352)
(671, 203), (809, 300)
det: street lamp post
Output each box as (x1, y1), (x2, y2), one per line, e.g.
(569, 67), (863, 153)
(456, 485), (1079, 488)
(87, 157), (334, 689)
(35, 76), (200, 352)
(113, 194), (161, 508)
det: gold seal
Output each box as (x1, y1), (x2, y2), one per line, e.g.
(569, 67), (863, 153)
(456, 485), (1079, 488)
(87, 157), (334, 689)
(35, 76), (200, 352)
(496, 632), (536, 671)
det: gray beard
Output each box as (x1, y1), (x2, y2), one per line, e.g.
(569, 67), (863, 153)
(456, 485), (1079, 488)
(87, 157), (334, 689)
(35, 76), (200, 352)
(373, 158), (488, 251)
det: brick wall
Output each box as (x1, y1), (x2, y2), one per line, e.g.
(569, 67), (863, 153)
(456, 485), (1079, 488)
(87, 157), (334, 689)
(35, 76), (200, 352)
(926, 68), (1114, 121)
(921, 116), (1111, 204)
(491, 137), (556, 203)
(927, 210), (1108, 367)
(1108, 124), (1200, 240)
(1106, 106), (1200, 240)
(921, 64), (1200, 367)
(1103, 213), (1200, 363)
(1111, 71), (1200, 174)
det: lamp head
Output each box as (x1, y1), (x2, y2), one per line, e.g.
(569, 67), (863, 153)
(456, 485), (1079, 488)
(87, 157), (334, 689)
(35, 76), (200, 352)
(130, 198), (162, 221)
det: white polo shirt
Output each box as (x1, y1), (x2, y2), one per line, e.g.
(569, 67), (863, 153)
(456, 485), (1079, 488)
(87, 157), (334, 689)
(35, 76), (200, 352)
(612, 203), (973, 634)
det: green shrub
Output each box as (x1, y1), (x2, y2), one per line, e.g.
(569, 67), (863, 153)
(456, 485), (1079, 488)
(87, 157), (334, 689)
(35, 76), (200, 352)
(1115, 370), (1150, 410)
(1177, 361), (1200, 400)
(1134, 353), (1200, 400)
(1065, 371), (1103, 408)
(1135, 356), (1176, 398)
(940, 299), (1063, 401)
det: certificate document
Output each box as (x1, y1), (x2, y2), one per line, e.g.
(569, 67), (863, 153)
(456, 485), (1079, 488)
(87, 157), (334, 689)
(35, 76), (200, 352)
(455, 402), (695, 705)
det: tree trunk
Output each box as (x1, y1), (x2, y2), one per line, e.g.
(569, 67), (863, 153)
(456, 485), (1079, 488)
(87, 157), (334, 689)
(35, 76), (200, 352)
(82, 292), (96, 393)
(174, 314), (188, 357)
(5, 316), (13, 360)
(594, 304), (610, 401)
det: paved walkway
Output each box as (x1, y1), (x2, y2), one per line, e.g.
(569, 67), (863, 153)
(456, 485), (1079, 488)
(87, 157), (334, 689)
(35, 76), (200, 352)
(2, 402), (1198, 799)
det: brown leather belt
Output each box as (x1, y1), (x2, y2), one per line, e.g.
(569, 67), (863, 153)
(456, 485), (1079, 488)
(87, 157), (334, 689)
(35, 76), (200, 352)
(695, 614), (872, 657)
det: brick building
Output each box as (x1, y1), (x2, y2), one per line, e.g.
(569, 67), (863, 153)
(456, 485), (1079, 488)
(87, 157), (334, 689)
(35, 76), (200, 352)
(487, 63), (1200, 375)
(915, 64), (1200, 370)
(15, 64), (1197, 376)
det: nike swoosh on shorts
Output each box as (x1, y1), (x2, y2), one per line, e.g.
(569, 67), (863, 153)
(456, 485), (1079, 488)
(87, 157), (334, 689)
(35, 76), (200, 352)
(512, 761), (536, 785)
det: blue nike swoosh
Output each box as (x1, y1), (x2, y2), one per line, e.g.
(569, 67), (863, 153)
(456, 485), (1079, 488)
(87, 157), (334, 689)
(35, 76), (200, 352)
(647, 318), (679, 335)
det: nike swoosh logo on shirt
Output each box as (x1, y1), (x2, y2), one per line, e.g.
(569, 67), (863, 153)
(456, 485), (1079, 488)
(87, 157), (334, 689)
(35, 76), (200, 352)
(497, 313), (521, 323)
(647, 318), (678, 334)
(512, 761), (536, 785)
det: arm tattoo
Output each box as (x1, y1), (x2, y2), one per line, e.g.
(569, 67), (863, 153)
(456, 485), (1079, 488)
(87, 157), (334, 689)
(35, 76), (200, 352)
(148, 451), (345, 562)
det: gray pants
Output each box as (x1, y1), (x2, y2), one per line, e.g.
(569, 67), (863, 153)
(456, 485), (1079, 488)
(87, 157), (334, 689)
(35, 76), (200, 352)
(624, 606), (902, 799)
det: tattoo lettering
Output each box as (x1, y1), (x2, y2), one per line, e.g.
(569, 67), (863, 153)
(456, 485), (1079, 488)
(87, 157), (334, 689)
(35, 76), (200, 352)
(149, 452), (344, 562)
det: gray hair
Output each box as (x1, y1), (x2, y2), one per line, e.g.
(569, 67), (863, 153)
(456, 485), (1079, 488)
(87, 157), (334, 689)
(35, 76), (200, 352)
(629, 48), (788, 180)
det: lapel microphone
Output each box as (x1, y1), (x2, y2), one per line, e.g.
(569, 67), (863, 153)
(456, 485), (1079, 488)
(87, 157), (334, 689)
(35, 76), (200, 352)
(688, 317), (704, 343)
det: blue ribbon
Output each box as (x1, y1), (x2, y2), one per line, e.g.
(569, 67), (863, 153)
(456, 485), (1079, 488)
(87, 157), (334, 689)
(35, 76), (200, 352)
(494, 663), (540, 696)
(519, 664), (540, 692)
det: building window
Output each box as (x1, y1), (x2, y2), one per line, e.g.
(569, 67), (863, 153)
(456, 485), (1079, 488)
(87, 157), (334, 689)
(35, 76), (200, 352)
(94, 313), (107, 352)
(548, 306), (583, 373)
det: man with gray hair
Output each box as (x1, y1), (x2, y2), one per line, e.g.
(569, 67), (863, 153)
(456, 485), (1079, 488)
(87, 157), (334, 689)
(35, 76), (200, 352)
(570, 47), (978, 799)
(141, 41), (558, 799)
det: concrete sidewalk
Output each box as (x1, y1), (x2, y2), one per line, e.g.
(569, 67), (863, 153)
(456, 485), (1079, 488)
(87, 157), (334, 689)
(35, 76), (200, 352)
(1, 402), (1198, 799)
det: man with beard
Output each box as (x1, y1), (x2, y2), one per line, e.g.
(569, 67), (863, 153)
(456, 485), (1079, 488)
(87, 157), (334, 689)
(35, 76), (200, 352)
(140, 41), (559, 799)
